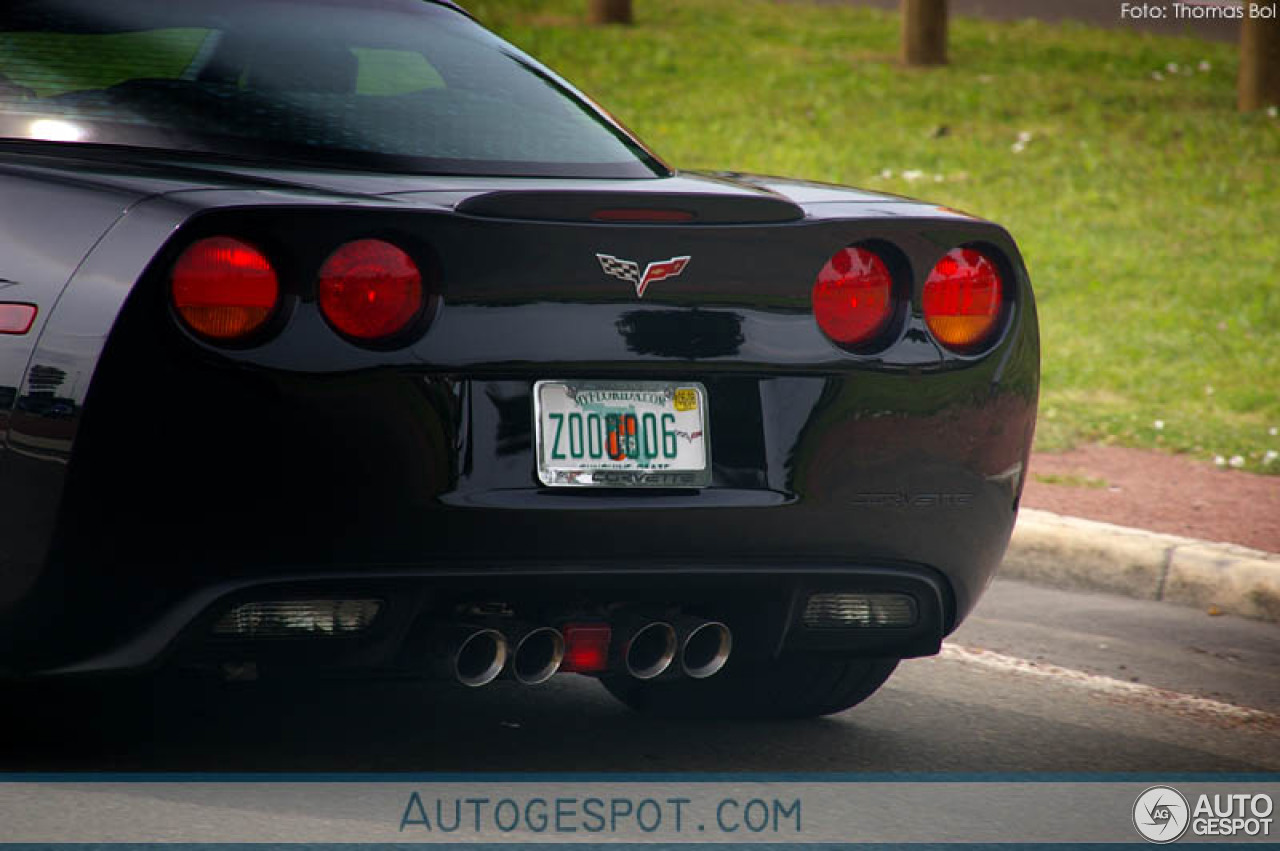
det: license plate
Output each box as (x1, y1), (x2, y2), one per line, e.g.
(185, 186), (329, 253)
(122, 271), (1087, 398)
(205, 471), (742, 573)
(534, 380), (711, 487)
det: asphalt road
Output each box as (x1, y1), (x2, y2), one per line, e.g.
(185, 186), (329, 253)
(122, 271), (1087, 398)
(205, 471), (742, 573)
(2, 579), (1277, 772)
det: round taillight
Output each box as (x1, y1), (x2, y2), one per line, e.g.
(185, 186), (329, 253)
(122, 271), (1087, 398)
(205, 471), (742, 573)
(812, 246), (895, 347)
(171, 236), (280, 341)
(317, 239), (423, 341)
(923, 247), (1004, 352)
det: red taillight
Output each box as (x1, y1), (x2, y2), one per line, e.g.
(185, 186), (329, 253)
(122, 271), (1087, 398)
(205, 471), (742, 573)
(0, 303), (37, 335)
(171, 236), (280, 341)
(812, 246), (894, 347)
(559, 623), (612, 674)
(923, 247), (1004, 352)
(317, 239), (423, 341)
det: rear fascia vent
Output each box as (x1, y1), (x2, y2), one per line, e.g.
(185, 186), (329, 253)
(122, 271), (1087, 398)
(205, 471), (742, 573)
(213, 599), (383, 638)
(802, 592), (918, 629)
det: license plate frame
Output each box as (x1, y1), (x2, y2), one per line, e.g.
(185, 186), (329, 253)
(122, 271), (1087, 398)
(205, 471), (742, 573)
(533, 380), (711, 488)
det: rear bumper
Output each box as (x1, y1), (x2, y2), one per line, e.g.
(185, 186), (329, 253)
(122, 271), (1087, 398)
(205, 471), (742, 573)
(1, 360), (1032, 674)
(27, 562), (950, 678)
(3, 380), (1027, 675)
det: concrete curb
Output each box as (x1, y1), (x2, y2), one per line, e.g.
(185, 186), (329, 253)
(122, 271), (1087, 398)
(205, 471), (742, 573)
(1002, 508), (1280, 624)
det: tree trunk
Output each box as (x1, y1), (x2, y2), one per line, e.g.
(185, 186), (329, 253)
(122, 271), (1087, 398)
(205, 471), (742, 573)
(1239, 8), (1280, 111)
(901, 0), (948, 67)
(589, 0), (633, 26)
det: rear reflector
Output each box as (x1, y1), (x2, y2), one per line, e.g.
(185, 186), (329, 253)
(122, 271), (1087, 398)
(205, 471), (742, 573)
(923, 247), (1004, 352)
(171, 236), (280, 341)
(802, 593), (917, 629)
(0, 303), (37, 335)
(317, 239), (423, 341)
(559, 623), (612, 673)
(213, 599), (382, 637)
(812, 246), (894, 347)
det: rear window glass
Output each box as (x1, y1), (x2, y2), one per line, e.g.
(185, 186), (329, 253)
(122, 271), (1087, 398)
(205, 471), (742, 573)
(0, 0), (664, 177)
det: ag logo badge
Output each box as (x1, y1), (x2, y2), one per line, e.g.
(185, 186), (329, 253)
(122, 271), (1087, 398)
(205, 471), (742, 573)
(1133, 786), (1190, 844)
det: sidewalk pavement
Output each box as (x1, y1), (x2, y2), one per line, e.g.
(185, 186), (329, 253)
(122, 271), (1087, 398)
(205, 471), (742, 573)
(1003, 509), (1280, 624)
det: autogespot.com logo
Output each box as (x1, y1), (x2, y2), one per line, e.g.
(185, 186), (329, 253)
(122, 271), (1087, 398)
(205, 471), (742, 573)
(1134, 786), (1190, 843)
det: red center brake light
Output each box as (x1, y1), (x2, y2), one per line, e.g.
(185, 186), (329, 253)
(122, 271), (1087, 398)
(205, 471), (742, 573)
(590, 208), (696, 223)
(317, 239), (424, 342)
(559, 623), (612, 674)
(170, 236), (280, 341)
(812, 246), (895, 347)
(922, 247), (1004, 352)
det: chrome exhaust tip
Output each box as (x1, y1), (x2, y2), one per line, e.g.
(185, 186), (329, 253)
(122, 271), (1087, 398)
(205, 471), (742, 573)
(450, 628), (508, 687)
(511, 626), (565, 685)
(679, 620), (732, 679)
(624, 621), (677, 680)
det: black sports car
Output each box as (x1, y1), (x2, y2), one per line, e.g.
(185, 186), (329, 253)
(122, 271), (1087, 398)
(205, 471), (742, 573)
(0, 0), (1038, 718)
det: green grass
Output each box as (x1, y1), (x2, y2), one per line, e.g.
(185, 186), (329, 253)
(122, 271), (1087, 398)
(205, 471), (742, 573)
(1032, 473), (1110, 489)
(0, 30), (210, 95)
(469, 0), (1280, 473)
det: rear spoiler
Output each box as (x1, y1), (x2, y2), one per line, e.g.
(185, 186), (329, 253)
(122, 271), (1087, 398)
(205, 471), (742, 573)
(456, 190), (805, 225)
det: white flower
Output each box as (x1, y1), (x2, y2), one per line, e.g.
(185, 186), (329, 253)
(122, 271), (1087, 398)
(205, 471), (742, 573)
(934, 174), (944, 182)
(1229, 455), (1245, 468)
(1011, 141), (1026, 154)
(1016, 131), (1033, 144)
(1214, 455), (1226, 467)
(902, 169), (924, 182)
(1265, 450), (1278, 464)
(1270, 426), (1278, 436)
(1154, 420), (1164, 430)
(1205, 385), (1215, 395)
(880, 169), (894, 179)
(1166, 62), (1179, 74)
(1198, 60), (1211, 72)
(1269, 106), (1279, 119)
(1151, 71), (1164, 81)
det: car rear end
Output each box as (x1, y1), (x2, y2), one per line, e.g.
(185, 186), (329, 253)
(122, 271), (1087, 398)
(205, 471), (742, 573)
(0, 0), (1038, 715)
(7, 182), (1037, 694)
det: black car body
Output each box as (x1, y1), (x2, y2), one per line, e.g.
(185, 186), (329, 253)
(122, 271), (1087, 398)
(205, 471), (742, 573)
(0, 0), (1037, 717)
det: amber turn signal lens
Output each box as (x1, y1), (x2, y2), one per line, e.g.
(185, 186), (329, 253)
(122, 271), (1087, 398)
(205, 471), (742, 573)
(171, 236), (280, 341)
(923, 248), (1004, 352)
(317, 239), (423, 341)
(812, 246), (894, 347)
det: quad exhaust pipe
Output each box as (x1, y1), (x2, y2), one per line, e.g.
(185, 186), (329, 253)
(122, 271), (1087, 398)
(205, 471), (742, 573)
(440, 626), (508, 687)
(510, 626), (565, 685)
(438, 624), (566, 687)
(619, 616), (733, 680)
(677, 618), (732, 679)
(436, 616), (730, 685)
(622, 620), (678, 680)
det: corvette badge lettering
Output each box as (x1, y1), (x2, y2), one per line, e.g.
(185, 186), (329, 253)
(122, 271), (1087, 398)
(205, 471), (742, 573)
(596, 253), (691, 298)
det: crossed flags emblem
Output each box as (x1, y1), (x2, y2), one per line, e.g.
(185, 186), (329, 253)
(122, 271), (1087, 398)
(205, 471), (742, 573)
(596, 254), (691, 298)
